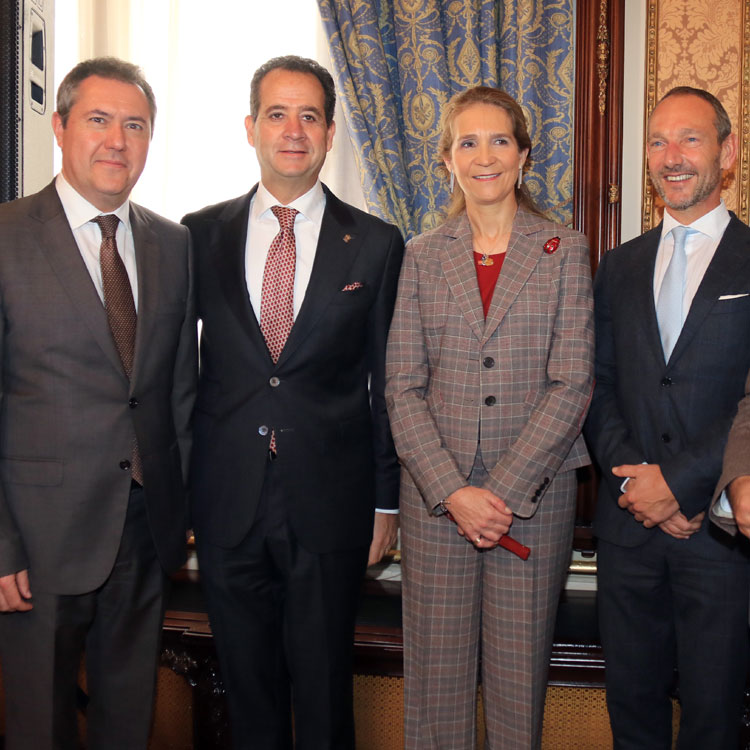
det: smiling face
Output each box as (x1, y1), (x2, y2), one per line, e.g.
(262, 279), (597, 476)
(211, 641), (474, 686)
(245, 69), (335, 204)
(444, 102), (528, 213)
(52, 75), (151, 212)
(647, 93), (737, 224)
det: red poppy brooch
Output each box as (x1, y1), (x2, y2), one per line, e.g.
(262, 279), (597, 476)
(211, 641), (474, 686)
(543, 237), (561, 255)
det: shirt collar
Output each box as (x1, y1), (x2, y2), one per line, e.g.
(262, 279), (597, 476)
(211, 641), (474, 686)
(251, 180), (326, 225)
(661, 200), (730, 243)
(55, 173), (131, 232)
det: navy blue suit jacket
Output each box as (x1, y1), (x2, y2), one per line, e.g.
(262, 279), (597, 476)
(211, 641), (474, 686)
(585, 214), (750, 558)
(183, 184), (403, 553)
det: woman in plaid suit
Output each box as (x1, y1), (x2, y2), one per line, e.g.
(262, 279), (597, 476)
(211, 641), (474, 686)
(386, 87), (594, 749)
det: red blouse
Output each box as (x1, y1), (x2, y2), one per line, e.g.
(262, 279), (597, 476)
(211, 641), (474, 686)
(473, 251), (506, 318)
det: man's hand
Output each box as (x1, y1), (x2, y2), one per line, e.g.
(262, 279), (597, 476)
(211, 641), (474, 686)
(612, 463), (679, 527)
(444, 486), (513, 549)
(658, 510), (704, 540)
(728, 475), (750, 538)
(0, 569), (32, 612)
(368, 513), (399, 566)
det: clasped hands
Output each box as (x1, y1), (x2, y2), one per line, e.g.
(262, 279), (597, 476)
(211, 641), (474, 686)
(444, 486), (513, 549)
(612, 463), (703, 539)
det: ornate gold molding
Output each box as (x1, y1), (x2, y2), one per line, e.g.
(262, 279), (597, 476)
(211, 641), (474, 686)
(642, 0), (659, 232)
(642, 0), (750, 230)
(740, 0), (750, 222)
(596, 0), (609, 116)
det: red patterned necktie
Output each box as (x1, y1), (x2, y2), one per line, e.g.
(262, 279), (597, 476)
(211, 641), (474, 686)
(94, 214), (142, 484)
(260, 205), (298, 453)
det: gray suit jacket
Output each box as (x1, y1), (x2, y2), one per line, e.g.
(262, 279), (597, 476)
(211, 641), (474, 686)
(0, 182), (197, 594)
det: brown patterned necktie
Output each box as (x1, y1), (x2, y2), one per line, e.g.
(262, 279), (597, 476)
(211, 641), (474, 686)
(260, 206), (298, 453)
(94, 214), (142, 484)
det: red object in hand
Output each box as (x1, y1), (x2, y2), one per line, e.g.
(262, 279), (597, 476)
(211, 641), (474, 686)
(497, 534), (531, 560)
(445, 511), (530, 560)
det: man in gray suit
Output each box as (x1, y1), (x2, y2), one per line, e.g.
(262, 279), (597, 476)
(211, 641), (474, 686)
(0, 58), (196, 749)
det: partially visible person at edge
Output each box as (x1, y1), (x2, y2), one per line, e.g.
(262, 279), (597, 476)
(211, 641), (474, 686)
(385, 85), (594, 750)
(585, 86), (750, 749)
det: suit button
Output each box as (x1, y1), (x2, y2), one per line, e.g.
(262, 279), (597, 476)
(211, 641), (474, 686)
(258, 425), (269, 436)
(269, 377), (280, 387)
(129, 397), (139, 408)
(543, 477), (550, 485)
(660, 377), (672, 387)
(484, 396), (496, 406)
(119, 460), (131, 470)
(483, 357), (495, 368)
(661, 433), (671, 443)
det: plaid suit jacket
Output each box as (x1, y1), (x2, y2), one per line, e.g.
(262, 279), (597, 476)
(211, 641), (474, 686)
(385, 208), (594, 516)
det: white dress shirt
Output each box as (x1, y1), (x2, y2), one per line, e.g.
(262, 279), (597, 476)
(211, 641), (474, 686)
(245, 181), (325, 322)
(653, 200), (730, 312)
(55, 173), (139, 310)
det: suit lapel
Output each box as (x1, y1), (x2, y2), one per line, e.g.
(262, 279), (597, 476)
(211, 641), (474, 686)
(482, 210), (545, 344)
(275, 187), (359, 368)
(627, 227), (665, 365)
(669, 215), (750, 365)
(29, 184), (126, 378)
(439, 215), (485, 342)
(130, 204), (159, 384)
(209, 190), (269, 353)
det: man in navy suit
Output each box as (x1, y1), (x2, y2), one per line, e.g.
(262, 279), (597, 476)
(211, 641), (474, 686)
(585, 87), (750, 749)
(182, 56), (403, 749)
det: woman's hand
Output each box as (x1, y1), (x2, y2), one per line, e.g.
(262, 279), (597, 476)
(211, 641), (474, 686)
(444, 486), (513, 549)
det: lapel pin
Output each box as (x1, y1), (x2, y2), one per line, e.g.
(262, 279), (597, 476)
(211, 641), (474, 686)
(343, 234), (352, 243)
(543, 236), (561, 255)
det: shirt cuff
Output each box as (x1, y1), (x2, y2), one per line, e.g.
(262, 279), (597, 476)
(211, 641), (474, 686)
(714, 490), (734, 519)
(375, 508), (399, 515)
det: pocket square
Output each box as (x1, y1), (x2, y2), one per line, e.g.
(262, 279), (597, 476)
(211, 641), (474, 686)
(718, 293), (749, 300)
(341, 282), (364, 291)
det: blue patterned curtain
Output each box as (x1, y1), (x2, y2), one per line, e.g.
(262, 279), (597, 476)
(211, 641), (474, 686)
(318, 0), (574, 240)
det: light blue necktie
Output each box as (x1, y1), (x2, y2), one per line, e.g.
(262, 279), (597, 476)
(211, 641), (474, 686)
(656, 225), (691, 361)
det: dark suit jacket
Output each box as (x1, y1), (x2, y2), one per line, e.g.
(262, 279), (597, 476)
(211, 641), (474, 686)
(183, 184), (403, 553)
(0, 182), (197, 593)
(585, 214), (750, 558)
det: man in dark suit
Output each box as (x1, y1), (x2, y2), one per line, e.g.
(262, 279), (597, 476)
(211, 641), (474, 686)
(182, 55), (403, 749)
(0, 58), (196, 749)
(585, 86), (750, 749)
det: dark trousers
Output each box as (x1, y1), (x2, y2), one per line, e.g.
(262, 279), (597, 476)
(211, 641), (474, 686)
(597, 534), (750, 750)
(0, 485), (166, 750)
(197, 457), (369, 750)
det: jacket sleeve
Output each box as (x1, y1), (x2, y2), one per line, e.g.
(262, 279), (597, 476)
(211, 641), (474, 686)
(367, 225), (405, 511)
(583, 248), (648, 504)
(385, 239), (470, 511)
(0, 291), (30, 578)
(170, 226), (198, 488)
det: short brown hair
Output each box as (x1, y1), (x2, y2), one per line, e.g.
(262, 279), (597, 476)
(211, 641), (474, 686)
(438, 86), (541, 219)
(654, 86), (731, 143)
(56, 57), (156, 133)
(250, 55), (336, 126)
